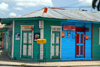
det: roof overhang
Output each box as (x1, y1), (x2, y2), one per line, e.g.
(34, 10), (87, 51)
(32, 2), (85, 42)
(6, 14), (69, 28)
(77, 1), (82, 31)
(67, 19), (99, 24)
(0, 28), (8, 32)
(1, 17), (67, 24)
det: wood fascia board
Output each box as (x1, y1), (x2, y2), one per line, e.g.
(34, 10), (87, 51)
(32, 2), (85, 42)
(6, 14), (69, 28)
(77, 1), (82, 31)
(1, 17), (67, 24)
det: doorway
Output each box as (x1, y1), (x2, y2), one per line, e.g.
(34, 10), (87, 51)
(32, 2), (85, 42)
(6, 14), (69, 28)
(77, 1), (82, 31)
(75, 27), (85, 58)
(51, 26), (61, 59)
(21, 31), (32, 58)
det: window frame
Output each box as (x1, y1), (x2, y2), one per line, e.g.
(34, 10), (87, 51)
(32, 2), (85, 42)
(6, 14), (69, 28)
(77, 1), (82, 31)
(99, 28), (100, 45)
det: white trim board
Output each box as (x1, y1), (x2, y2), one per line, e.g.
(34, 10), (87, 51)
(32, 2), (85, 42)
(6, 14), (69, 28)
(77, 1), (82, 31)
(31, 26), (34, 58)
(40, 20), (44, 60)
(12, 20), (15, 58)
(99, 28), (100, 45)
(51, 26), (62, 28)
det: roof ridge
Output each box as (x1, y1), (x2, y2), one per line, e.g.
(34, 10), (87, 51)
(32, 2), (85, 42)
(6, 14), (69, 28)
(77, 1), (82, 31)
(22, 8), (45, 16)
(49, 7), (100, 13)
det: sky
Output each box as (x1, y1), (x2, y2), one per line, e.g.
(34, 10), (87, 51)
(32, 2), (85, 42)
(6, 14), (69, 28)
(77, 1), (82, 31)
(0, 0), (96, 18)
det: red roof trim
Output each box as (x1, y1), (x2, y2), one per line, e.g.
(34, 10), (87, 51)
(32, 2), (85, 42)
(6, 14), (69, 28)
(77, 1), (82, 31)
(51, 7), (66, 10)
(44, 7), (48, 13)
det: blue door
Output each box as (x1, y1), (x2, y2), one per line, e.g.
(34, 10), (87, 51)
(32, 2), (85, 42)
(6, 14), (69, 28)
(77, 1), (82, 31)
(76, 32), (84, 58)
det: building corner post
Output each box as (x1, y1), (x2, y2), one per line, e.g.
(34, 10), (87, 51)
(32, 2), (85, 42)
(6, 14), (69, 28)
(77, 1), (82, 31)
(40, 20), (44, 60)
(12, 20), (15, 58)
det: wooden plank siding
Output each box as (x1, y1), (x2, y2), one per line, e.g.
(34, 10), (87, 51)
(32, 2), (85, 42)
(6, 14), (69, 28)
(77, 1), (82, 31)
(44, 20), (61, 61)
(14, 20), (40, 61)
(93, 24), (100, 60)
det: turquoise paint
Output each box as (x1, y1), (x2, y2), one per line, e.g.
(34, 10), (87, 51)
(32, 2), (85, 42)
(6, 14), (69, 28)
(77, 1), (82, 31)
(14, 20), (40, 61)
(44, 20), (61, 61)
(13, 20), (61, 61)
(6, 27), (13, 58)
(92, 24), (100, 60)
(4, 31), (7, 51)
(61, 20), (92, 60)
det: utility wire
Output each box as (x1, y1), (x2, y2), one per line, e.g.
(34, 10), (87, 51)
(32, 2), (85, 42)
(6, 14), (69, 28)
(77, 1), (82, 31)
(54, 0), (87, 8)
(0, 0), (89, 17)
(0, 2), (27, 17)
(1, 1), (44, 17)
(46, 0), (88, 18)
(8, 2), (33, 15)
(9, 4), (24, 15)
(59, 6), (91, 8)
(33, 0), (44, 8)
(21, 0), (45, 16)
(0, 10), (10, 18)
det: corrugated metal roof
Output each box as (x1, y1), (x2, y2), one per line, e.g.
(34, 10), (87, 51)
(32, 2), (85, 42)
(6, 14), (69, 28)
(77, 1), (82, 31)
(3, 7), (100, 22)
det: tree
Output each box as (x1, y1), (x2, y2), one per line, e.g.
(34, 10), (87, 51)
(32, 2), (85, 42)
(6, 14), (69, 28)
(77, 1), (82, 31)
(92, 0), (100, 11)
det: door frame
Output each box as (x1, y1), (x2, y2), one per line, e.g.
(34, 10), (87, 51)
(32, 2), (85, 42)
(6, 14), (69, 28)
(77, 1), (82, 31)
(20, 25), (34, 58)
(75, 27), (85, 58)
(50, 26), (62, 59)
(76, 32), (84, 58)
(6, 30), (9, 51)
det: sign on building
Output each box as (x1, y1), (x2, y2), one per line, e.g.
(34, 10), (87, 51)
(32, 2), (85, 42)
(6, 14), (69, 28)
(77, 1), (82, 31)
(39, 20), (43, 29)
(37, 39), (46, 44)
(34, 33), (40, 42)
(63, 25), (75, 30)
(21, 25), (33, 31)
(15, 33), (20, 40)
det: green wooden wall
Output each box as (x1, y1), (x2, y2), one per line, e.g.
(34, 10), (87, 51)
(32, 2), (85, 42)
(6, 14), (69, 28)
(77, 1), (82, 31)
(4, 31), (7, 50)
(5, 28), (13, 57)
(93, 24), (100, 60)
(3, 28), (13, 57)
(14, 20), (61, 61)
(14, 20), (40, 61)
(44, 20), (61, 61)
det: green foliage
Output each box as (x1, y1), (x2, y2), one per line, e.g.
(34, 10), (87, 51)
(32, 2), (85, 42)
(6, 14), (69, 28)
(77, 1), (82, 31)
(92, 0), (100, 11)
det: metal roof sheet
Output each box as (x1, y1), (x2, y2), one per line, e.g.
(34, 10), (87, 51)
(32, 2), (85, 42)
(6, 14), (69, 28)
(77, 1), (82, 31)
(2, 7), (100, 22)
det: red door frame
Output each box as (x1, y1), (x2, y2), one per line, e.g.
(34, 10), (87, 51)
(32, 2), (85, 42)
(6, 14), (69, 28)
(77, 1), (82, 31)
(75, 27), (85, 58)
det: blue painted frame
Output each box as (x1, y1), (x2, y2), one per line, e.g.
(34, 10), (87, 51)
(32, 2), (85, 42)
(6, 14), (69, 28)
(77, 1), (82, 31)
(76, 32), (84, 58)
